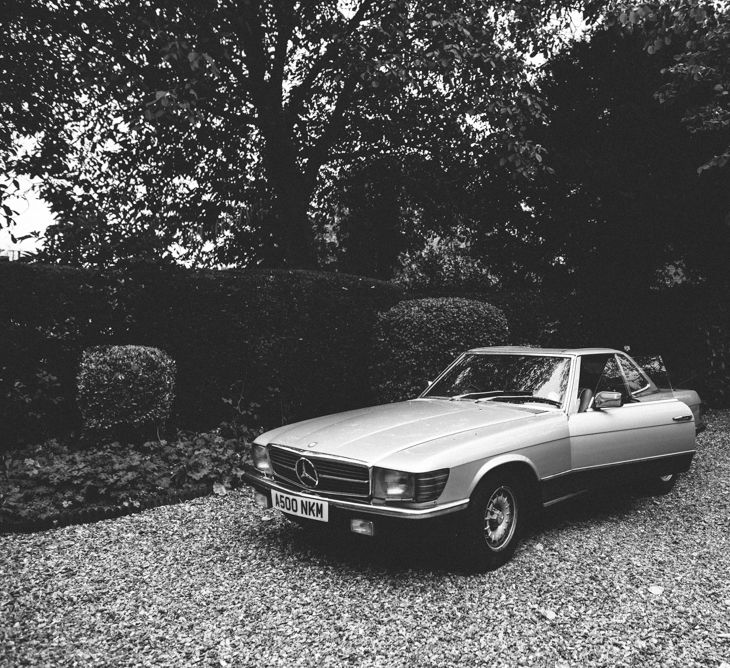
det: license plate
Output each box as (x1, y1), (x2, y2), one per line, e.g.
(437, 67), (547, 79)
(272, 490), (329, 522)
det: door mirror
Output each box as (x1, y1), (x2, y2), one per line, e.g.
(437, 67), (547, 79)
(426, 380), (433, 387)
(594, 390), (623, 409)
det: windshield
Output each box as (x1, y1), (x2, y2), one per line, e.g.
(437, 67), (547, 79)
(424, 353), (572, 407)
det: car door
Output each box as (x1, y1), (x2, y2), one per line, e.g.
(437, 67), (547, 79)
(568, 353), (695, 475)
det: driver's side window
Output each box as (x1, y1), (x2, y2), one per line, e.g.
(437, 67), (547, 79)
(577, 354), (630, 411)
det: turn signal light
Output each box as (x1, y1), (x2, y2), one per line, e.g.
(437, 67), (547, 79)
(254, 491), (270, 509)
(350, 519), (375, 536)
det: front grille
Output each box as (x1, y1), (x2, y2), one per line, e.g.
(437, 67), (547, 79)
(268, 444), (370, 499)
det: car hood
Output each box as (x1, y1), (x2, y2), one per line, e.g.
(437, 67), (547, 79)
(259, 398), (544, 465)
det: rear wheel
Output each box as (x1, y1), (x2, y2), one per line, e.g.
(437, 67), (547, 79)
(458, 472), (526, 571)
(647, 472), (679, 496)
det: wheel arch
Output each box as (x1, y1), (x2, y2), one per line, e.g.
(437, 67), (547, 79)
(468, 455), (541, 510)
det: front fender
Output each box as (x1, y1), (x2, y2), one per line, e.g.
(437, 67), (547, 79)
(466, 454), (540, 497)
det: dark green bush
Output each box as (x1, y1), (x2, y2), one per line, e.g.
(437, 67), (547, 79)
(545, 285), (730, 407)
(702, 323), (730, 405)
(77, 345), (176, 438)
(0, 430), (253, 524)
(370, 297), (509, 403)
(0, 263), (118, 448)
(0, 262), (403, 448)
(0, 361), (64, 446)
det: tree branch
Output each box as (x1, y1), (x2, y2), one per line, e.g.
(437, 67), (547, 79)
(235, 0), (270, 109)
(286, 0), (375, 117)
(270, 0), (296, 96)
(304, 71), (360, 181)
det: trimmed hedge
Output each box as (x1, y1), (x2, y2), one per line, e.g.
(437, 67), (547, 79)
(402, 279), (730, 406)
(370, 297), (509, 403)
(77, 345), (176, 438)
(0, 262), (403, 448)
(547, 285), (730, 406)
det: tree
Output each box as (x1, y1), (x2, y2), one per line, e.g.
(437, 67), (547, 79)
(525, 24), (730, 344)
(612, 0), (730, 172)
(2, 0), (590, 268)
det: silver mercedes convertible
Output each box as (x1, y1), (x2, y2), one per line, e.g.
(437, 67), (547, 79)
(244, 347), (702, 570)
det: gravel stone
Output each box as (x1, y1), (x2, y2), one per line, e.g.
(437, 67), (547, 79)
(2, 411), (729, 667)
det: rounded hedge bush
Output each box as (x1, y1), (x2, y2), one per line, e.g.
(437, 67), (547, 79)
(370, 297), (509, 403)
(77, 345), (176, 438)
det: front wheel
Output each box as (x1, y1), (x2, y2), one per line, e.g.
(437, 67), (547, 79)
(458, 473), (526, 572)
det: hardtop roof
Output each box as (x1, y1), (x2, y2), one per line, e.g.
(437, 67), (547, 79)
(466, 346), (620, 356)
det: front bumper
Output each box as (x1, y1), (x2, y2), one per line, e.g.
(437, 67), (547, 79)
(243, 470), (469, 521)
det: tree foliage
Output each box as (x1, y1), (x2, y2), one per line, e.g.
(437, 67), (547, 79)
(525, 22), (730, 345)
(2, 0), (592, 268)
(613, 0), (730, 172)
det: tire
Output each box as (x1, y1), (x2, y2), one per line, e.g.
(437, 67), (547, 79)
(647, 472), (679, 496)
(458, 472), (526, 572)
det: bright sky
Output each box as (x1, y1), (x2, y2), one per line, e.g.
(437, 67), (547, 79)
(1, 175), (54, 256)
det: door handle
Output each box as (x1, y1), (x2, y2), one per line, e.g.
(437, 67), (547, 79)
(672, 415), (692, 422)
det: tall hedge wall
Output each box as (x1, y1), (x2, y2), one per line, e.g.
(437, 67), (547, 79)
(406, 282), (729, 406)
(370, 297), (509, 403)
(0, 262), (403, 446)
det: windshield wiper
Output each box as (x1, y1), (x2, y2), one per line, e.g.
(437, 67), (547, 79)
(450, 390), (505, 401)
(478, 393), (562, 408)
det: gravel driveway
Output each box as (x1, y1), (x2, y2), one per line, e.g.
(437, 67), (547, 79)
(2, 412), (730, 667)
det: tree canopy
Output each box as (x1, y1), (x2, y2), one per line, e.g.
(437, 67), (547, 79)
(1, 0), (602, 268)
(613, 0), (730, 172)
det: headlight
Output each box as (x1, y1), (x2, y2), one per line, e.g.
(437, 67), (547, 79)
(373, 468), (415, 501)
(373, 468), (450, 502)
(251, 443), (272, 474)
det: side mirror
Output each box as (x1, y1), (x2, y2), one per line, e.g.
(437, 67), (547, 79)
(594, 390), (623, 410)
(426, 380), (433, 388)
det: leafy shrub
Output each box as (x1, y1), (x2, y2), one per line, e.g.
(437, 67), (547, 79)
(0, 263), (117, 449)
(0, 262), (403, 441)
(1, 361), (65, 447)
(370, 297), (509, 403)
(700, 323), (730, 405)
(0, 430), (254, 523)
(77, 345), (176, 439)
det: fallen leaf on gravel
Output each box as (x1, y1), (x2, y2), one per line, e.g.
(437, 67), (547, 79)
(539, 608), (557, 621)
(648, 586), (664, 596)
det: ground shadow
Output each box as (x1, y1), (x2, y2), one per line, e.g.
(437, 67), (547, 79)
(534, 485), (646, 534)
(248, 485), (651, 575)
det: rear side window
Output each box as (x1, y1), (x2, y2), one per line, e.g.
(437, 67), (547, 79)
(633, 355), (673, 390)
(617, 355), (652, 394)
